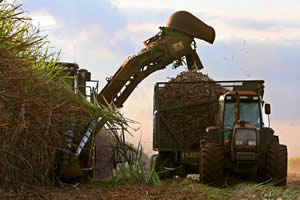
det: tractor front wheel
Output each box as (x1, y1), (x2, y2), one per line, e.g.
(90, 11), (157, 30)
(199, 143), (225, 186)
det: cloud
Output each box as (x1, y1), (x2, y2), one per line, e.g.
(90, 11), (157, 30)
(127, 23), (158, 32)
(105, 0), (300, 45)
(106, 0), (300, 20)
(44, 23), (128, 85)
(7, 0), (24, 4)
(113, 24), (159, 51)
(105, 0), (185, 12)
(96, 48), (113, 57)
(21, 0), (126, 34)
(206, 17), (300, 45)
(228, 18), (300, 31)
(24, 10), (61, 31)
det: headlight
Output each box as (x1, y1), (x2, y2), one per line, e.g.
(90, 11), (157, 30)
(234, 128), (257, 147)
(248, 140), (256, 146)
(235, 140), (244, 145)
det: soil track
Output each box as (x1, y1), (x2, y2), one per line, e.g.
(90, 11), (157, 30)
(289, 159), (300, 175)
(1, 161), (299, 199)
(1, 174), (300, 200)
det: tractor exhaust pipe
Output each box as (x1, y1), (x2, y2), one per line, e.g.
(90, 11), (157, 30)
(236, 92), (240, 123)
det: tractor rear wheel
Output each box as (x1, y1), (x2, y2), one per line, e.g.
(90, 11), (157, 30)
(199, 143), (225, 186)
(265, 143), (287, 186)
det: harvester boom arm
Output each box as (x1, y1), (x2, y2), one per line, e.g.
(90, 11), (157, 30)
(96, 11), (215, 130)
(98, 29), (192, 107)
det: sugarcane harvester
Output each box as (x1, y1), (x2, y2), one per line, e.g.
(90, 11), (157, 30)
(59, 11), (216, 181)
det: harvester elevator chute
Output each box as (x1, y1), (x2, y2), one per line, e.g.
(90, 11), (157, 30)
(96, 11), (215, 132)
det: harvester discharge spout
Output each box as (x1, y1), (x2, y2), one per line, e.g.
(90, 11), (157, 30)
(166, 11), (215, 44)
(166, 11), (215, 71)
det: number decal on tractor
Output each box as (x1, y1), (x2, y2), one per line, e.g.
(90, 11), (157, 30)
(182, 152), (200, 158)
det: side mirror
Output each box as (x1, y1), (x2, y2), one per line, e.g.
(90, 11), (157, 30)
(265, 103), (271, 115)
(205, 126), (223, 145)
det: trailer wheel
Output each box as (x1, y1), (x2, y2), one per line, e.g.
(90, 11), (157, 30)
(265, 143), (287, 186)
(199, 143), (225, 186)
(150, 153), (173, 179)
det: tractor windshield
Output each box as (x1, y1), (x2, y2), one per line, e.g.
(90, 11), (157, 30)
(224, 102), (261, 129)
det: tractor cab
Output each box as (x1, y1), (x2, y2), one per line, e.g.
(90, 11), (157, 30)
(202, 82), (287, 184)
(219, 91), (263, 153)
(222, 91), (263, 130)
(218, 91), (263, 163)
(205, 81), (273, 167)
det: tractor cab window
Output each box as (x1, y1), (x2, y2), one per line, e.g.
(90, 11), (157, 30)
(224, 102), (261, 129)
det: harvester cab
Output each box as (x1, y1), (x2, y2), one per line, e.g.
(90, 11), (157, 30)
(51, 62), (100, 181)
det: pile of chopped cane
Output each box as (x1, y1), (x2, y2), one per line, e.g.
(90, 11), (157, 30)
(158, 71), (227, 149)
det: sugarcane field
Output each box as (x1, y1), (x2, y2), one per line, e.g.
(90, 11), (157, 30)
(1, 1), (300, 199)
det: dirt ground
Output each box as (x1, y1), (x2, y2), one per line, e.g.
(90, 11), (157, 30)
(289, 159), (300, 175)
(1, 173), (299, 200)
(1, 162), (299, 200)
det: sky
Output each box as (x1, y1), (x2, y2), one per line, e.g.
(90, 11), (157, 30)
(13, 0), (300, 157)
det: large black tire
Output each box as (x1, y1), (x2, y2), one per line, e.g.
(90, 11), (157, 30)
(265, 143), (288, 186)
(200, 143), (225, 186)
(150, 153), (174, 179)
